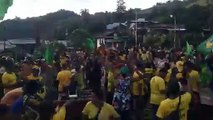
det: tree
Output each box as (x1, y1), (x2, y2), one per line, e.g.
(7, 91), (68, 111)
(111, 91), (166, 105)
(81, 9), (90, 24)
(69, 29), (92, 49)
(144, 32), (167, 47)
(116, 0), (126, 13)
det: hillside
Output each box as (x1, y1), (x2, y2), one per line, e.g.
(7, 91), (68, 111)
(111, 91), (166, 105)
(187, 0), (211, 7)
(0, 0), (212, 41)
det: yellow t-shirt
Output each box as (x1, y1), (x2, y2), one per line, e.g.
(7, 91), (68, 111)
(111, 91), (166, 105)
(132, 71), (145, 96)
(53, 106), (66, 120)
(145, 68), (154, 74)
(107, 70), (115, 92)
(157, 92), (192, 120)
(141, 53), (148, 62)
(57, 70), (72, 91)
(27, 74), (43, 81)
(82, 101), (120, 120)
(176, 61), (184, 72)
(165, 69), (172, 83)
(150, 76), (166, 105)
(188, 70), (200, 92)
(2, 72), (17, 86)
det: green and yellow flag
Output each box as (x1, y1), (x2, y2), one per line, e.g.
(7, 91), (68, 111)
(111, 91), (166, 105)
(197, 35), (213, 56)
(0, 0), (13, 20)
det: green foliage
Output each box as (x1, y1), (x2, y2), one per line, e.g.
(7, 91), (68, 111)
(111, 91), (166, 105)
(116, 0), (126, 13)
(144, 32), (167, 47)
(0, 0), (212, 49)
(69, 29), (92, 49)
(53, 42), (66, 52)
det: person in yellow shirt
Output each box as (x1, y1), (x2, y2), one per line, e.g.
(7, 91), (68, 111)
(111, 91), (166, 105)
(82, 89), (120, 120)
(144, 62), (155, 85)
(106, 68), (115, 104)
(57, 63), (72, 99)
(184, 61), (201, 120)
(171, 61), (184, 80)
(157, 80), (191, 120)
(184, 61), (200, 93)
(2, 62), (17, 94)
(150, 68), (167, 120)
(53, 105), (66, 120)
(141, 50), (149, 63)
(60, 54), (69, 67)
(131, 63), (147, 120)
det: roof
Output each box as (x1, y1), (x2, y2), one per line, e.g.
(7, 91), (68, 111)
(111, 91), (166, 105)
(0, 41), (16, 51)
(167, 28), (187, 31)
(8, 38), (36, 45)
(106, 23), (120, 30)
(131, 18), (148, 23)
(106, 22), (127, 30)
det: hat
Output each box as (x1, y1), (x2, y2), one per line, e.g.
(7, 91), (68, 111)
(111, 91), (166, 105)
(120, 66), (130, 75)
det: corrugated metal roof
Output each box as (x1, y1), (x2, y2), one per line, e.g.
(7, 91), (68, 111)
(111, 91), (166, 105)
(8, 38), (36, 44)
(0, 41), (16, 51)
(106, 23), (120, 30)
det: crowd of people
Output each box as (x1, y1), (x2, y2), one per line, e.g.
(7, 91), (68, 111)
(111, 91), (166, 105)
(0, 46), (212, 120)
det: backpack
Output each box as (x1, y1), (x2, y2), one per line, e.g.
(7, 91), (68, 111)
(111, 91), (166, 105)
(21, 95), (40, 120)
(164, 95), (181, 120)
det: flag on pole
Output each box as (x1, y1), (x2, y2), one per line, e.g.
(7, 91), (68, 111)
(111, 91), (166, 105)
(44, 44), (53, 64)
(197, 35), (213, 56)
(86, 38), (95, 51)
(0, 0), (13, 20)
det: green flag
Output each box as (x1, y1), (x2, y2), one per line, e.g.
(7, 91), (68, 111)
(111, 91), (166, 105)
(186, 41), (192, 56)
(86, 38), (95, 51)
(44, 44), (53, 64)
(0, 0), (13, 20)
(197, 35), (213, 56)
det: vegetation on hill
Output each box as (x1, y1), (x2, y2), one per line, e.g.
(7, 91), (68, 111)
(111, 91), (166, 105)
(0, 0), (212, 48)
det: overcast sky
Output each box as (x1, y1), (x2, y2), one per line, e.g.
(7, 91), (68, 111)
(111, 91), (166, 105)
(3, 0), (169, 20)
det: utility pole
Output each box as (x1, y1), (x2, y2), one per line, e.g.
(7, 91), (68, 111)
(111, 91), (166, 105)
(135, 10), (138, 47)
(170, 15), (177, 49)
(66, 28), (68, 39)
(3, 26), (6, 51)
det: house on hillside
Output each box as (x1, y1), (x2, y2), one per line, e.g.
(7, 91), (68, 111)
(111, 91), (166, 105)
(96, 22), (130, 49)
(8, 38), (36, 53)
(129, 18), (187, 47)
(0, 41), (16, 52)
(97, 18), (189, 49)
(129, 18), (154, 45)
